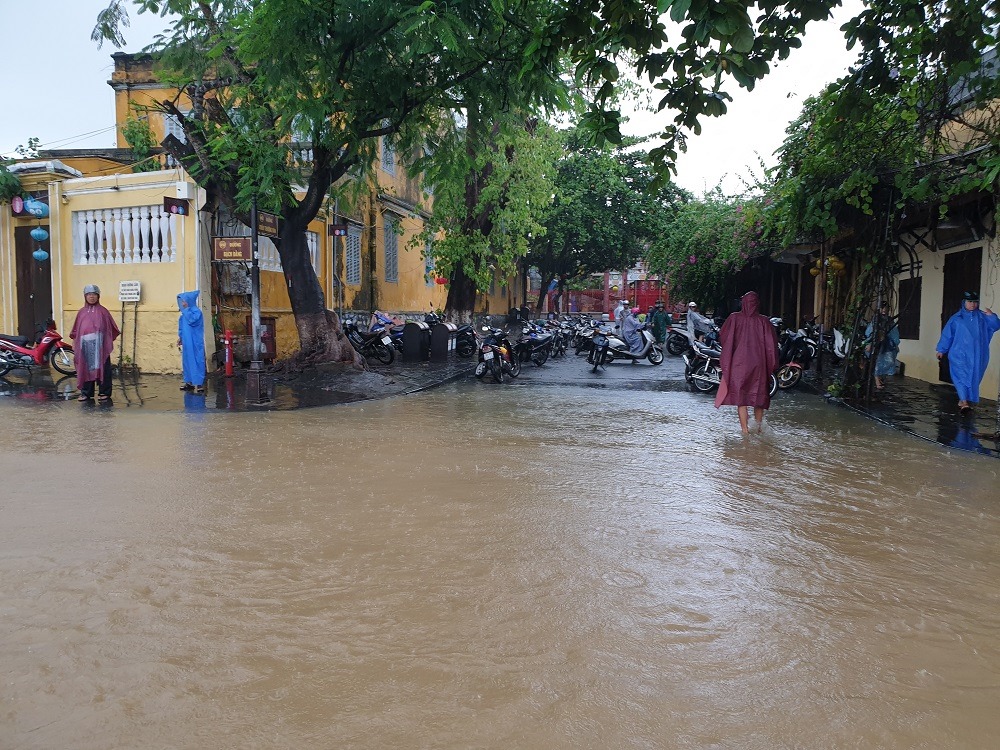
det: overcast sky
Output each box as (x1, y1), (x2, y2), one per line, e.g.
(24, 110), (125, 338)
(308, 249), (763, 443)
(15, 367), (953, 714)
(0, 0), (863, 195)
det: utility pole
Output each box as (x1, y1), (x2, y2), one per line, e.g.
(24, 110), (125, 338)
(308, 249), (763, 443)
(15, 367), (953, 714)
(246, 195), (266, 404)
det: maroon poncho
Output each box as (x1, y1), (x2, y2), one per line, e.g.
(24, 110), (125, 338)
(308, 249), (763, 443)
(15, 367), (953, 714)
(70, 301), (120, 389)
(714, 291), (779, 409)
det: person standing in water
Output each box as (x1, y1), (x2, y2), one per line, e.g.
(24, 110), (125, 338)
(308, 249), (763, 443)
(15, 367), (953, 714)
(715, 291), (779, 434)
(70, 284), (120, 404)
(177, 290), (207, 394)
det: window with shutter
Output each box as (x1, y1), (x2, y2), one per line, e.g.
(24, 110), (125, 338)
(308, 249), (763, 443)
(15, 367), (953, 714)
(162, 112), (189, 144)
(346, 226), (362, 285)
(384, 217), (399, 283)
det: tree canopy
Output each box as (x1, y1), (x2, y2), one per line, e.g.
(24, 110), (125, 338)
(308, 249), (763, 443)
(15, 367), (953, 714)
(528, 132), (686, 299)
(416, 113), (562, 315)
(645, 188), (770, 307)
(94, 0), (568, 358)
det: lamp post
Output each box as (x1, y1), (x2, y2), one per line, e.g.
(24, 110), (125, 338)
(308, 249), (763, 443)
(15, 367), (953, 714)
(245, 195), (267, 404)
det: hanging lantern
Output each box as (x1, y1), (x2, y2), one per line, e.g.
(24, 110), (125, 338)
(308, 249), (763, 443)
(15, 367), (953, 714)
(809, 266), (821, 277)
(32, 247), (49, 262)
(23, 198), (49, 218)
(30, 227), (49, 242)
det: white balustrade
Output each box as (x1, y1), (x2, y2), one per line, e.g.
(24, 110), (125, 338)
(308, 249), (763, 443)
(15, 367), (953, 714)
(73, 205), (179, 264)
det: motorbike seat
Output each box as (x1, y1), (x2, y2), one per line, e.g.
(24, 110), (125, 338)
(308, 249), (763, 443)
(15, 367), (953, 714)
(0, 333), (29, 346)
(694, 342), (721, 358)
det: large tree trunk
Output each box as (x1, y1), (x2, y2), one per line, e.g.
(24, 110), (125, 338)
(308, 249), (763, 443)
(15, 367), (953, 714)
(277, 225), (363, 368)
(444, 265), (478, 323)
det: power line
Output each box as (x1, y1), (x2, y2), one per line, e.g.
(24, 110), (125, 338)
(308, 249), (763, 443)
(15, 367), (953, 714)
(1, 125), (118, 157)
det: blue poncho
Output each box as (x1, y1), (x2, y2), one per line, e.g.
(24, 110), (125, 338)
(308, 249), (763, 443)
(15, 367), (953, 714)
(177, 290), (207, 387)
(936, 304), (1000, 402)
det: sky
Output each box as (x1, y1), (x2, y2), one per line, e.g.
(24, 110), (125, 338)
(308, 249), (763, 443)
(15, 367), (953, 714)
(0, 0), (864, 195)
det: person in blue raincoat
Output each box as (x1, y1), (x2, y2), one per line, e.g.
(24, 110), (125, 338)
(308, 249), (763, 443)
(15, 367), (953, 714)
(936, 291), (999, 414)
(865, 302), (900, 390)
(177, 290), (207, 393)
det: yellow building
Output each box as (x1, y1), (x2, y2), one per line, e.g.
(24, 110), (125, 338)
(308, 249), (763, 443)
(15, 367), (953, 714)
(2, 52), (527, 374)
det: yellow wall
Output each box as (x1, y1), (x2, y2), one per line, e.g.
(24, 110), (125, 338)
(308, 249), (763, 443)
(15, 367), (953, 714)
(894, 238), (1000, 398)
(0, 206), (13, 337)
(110, 54), (192, 151)
(52, 171), (207, 375)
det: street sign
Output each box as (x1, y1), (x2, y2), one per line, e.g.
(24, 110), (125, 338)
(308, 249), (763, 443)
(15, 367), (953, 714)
(213, 237), (252, 261)
(258, 211), (280, 238)
(119, 280), (141, 302)
(329, 223), (348, 236)
(164, 196), (189, 216)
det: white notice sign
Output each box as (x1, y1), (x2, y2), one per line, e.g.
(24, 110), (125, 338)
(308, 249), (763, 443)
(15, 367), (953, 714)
(119, 280), (141, 302)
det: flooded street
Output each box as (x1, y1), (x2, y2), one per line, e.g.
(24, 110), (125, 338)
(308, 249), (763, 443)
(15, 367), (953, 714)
(3, 361), (1000, 749)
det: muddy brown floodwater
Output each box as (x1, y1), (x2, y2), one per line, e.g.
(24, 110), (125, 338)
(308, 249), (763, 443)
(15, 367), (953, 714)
(2, 382), (999, 749)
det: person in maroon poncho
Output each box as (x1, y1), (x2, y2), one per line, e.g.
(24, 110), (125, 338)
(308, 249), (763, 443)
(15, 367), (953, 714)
(714, 291), (779, 434)
(70, 284), (121, 403)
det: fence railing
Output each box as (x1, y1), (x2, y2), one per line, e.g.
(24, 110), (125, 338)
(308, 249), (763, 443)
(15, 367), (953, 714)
(568, 290), (606, 312)
(73, 205), (178, 265)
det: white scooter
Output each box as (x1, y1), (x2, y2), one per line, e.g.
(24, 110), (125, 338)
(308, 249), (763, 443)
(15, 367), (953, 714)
(588, 325), (664, 371)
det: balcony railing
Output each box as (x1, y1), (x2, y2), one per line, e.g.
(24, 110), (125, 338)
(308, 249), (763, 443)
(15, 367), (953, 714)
(73, 205), (178, 265)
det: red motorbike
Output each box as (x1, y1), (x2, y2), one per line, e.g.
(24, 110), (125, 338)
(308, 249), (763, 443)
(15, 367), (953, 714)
(0, 322), (76, 378)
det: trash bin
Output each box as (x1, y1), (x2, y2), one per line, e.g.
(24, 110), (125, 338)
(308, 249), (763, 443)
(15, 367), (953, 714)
(430, 322), (457, 361)
(402, 321), (431, 362)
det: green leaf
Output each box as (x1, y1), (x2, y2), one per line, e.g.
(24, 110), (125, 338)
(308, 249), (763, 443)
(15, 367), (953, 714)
(669, 0), (692, 24)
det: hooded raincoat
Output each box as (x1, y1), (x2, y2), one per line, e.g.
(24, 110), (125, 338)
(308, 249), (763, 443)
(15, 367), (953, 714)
(70, 298), (120, 390)
(622, 310), (643, 352)
(714, 291), (779, 409)
(651, 307), (671, 344)
(936, 303), (1000, 403)
(865, 313), (900, 378)
(177, 290), (207, 387)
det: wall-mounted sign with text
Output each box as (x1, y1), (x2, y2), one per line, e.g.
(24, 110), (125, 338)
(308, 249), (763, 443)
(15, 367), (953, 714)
(119, 280), (142, 303)
(213, 237), (252, 261)
(257, 211), (280, 238)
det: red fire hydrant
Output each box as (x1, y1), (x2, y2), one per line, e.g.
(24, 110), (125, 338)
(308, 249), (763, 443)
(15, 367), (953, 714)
(223, 329), (234, 377)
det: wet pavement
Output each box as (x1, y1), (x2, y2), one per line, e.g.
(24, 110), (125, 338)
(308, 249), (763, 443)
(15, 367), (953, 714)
(0, 356), (475, 412)
(2, 344), (998, 457)
(838, 376), (999, 457)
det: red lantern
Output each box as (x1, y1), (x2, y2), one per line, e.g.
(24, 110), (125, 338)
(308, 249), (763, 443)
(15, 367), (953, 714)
(434, 277), (448, 285)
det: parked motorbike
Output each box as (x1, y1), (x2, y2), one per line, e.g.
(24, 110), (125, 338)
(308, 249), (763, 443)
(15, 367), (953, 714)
(474, 326), (519, 382)
(513, 322), (554, 367)
(0, 321), (76, 378)
(342, 317), (395, 364)
(665, 324), (690, 355)
(368, 311), (406, 352)
(573, 319), (602, 356)
(666, 321), (720, 355)
(774, 318), (816, 390)
(588, 324), (664, 372)
(682, 339), (777, 396)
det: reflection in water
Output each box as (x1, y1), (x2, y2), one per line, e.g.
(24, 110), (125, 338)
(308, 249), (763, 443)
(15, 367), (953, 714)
(1, 385), (999, 749)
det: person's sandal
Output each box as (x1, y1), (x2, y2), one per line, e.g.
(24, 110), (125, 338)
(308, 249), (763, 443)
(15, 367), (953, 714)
(98, 395), (112, 403)
(77, 394), (91, 402)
